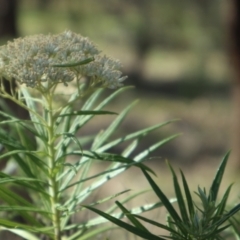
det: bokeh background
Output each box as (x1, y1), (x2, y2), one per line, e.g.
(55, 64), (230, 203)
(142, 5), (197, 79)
(1, 0), (240, 239)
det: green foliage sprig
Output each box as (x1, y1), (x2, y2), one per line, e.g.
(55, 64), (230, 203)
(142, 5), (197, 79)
(85, 152), (240, 240)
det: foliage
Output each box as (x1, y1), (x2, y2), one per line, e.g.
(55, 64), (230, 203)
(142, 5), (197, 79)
(85, 152), (240, 240)
(0, 30), (238, 240)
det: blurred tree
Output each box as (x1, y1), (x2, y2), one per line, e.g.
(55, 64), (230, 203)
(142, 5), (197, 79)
(0, 0), (28, 119)
(0, 5), (34, 238)
(0, 0), (18, 38)
(229, 0), (240, 168)
(102, 0), (222, 88)
(37, 0), (50, 9)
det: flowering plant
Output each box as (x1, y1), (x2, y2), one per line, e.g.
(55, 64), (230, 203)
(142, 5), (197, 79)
(0, 31), (176, 240)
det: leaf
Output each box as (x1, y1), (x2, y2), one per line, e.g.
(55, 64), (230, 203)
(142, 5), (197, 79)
(82, 205), (166, 240)
(0, 219), (54, 236)
(115, 201), (150, 232)
(215, 184), (233, 218)
(79, 151), (156, 175)
(167, 161), (189, 226)
(0, 227), (40, 240)
(141, 168), (182, 223)
(0, 206), (51, 215)
(132, 214), (182, 237)
(0, 174), (49, 197)
(0, 186), (50, 223)
(65, 201), (166, 229)
(91, 100), (139, 150)
(20, 87), (47, 139)
(180, 170), (195, 218)
(209, 204), (240, 229)
(60, 163), (131, 191)
(80, 190), (131, 209)
(51, 57), (94, 67)
(58, 110), (117, 118)
(134, 134), (180, 162)
(98, 120), (178, 153)
(208, 151), (230, 202)
(55, 87), (131, 161)
(68, 225), (117, 240)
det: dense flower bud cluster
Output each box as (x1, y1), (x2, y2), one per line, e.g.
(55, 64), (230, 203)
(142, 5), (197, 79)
(0, 30), (126, 90)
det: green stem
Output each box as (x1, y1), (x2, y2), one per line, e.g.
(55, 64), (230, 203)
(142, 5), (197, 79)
(45, 93), (61, 240)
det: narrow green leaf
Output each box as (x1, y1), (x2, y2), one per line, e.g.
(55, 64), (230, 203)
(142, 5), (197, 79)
(209, 203), (240, 228)
(122, 139), (139, 157)
(180, 170), (195, 218)
(0, 186), (50, 223)
(134, 134), (180, 162)
(51, 57), (94, 67)
(141, 169), (182, 223)
(98, 120), (178, 153)
(80, 151), (156, 175)
(60, 156), (93, 228)
(58, 110), (117, 117)
(167, 161), (189, 225)
(68, 225), (117, 240)
(0, 227), (40, 240)
(0, 174), (49, 197)
(132, 214), (182, 237)
(0, 219), (54, 236)
(20, 88), (47, 138)
(85, 190), (131, 208)
(105, 189), (152, 215)
(55, 86), (127, 160)
(60, 164), (131, 191)
(91, 100), (139, 150)
(215, 184), (233, 218)
(0, 129), (26, 149)
(7, 153), (35, 178)
(229, 217), (240, 240)
(0, 206), (51, 214)
(208, 151), (230, 202)
(65, 201), (165, 229)
(82, 205), (166, 240)
(196, 186), (209, 211)
(55, 91), (103, 158)
(115, 201), (149, 232)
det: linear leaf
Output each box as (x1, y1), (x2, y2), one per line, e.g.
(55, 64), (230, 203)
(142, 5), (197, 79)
(208, 151), (230, 202)
(0, 219), (53, 236)
(180, 170), (195, 218)
(0, 227), (40, 240)
(98, 120), (178, 153)
(78, 151), (156, 175)
(51, 57), (94, 67)
(58, 110), (117, 117)
(91, 100), (139, 150)
(141, 169), (182, 223)
(82, 205), (166, 240)
(132, 214), (182, 237)
(167, 161), (189, 225)
(115, 201), (150, 232)
(20, 87), (46, 138)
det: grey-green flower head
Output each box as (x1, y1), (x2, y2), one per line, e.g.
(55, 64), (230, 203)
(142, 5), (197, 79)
(0, 30), (127, 90)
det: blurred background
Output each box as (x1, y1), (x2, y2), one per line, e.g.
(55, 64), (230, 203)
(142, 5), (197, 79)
(1, 0), (240, 239)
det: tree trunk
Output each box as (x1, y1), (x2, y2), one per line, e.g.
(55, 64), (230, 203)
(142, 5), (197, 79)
(0, 0), (30, 120)
(0, 0), (32, 174)
(0, 0), (18, 38)
(228, 0), (240, 168)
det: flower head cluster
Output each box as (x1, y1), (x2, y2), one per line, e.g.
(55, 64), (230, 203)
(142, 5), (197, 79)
(0, 30), (126, 90)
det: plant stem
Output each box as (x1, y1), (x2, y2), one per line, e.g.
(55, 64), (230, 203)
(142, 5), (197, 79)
(46, 93), (61, 240)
